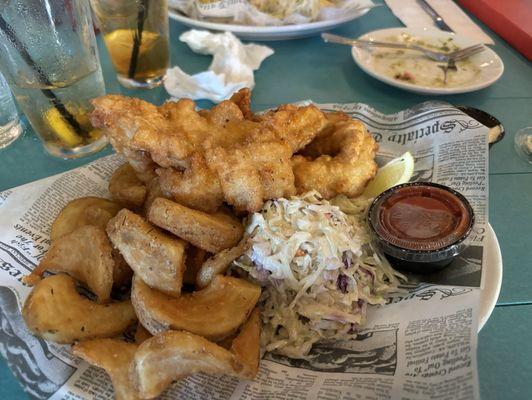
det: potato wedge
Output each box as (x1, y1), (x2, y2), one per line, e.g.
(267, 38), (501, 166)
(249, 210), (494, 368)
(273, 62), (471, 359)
(142, 177), (170, 216)
(72, 339), (140, 400)
(132, 274), (260, 341)
(196, 241), (247, 288)
(22, 274), (137, 344)
(51, 197), (122, 241)
(183, 246), (209, 286)
(134, 323), (152, 345)
(148, 198), (243, 253)
(111, 249), (134, 288)
(131, 331), (240, 399)
(231, 308), (261, 379)
(109, 163), (147, 209)
(107, 209), (187, 297)
(23, 225), (114, 302)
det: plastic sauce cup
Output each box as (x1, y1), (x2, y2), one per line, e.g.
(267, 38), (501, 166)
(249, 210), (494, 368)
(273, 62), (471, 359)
(367, 182), (475, 274)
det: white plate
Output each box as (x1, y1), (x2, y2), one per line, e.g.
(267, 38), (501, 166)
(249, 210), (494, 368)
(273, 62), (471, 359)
(168, 7), (372, 41)
(351, 28), (504, 95)
(479, 223), (503, 331)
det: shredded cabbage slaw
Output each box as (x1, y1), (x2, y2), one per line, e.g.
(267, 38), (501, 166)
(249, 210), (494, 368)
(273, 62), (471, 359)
(233, 191), (406, 359)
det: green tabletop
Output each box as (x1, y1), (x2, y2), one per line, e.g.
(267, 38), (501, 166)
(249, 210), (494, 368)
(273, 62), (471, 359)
(1, 3), (531, 399)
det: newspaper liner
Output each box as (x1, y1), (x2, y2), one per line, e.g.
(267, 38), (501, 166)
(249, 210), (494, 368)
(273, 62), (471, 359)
(0, 101), (487, 399)
(168, 0), (375, 26)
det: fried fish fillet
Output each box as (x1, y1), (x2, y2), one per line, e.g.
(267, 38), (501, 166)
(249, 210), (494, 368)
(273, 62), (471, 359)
(205, 141), (296, 213)
(229, 87), (253, 119)
(90, 95), (160, 181)
(205, 146), (264, 214)
(292, 119), (378, 198)
(252, 104), (328, 152)
(91, 95), (255, 170)
(90, 92), (363, 212)
(91, 94), (326, 163)
(109, 163), (147, 209)
(246, 141), (297, 199)
(157, 153), (224, 213)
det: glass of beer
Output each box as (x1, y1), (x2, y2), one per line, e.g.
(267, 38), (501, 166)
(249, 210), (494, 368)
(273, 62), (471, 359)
(91, 0), (170, 89)
(0, 0), (107, 159)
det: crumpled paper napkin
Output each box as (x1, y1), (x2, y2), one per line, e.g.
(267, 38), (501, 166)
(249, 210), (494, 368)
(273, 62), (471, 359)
(385, 0), (494, 44)
(164, 30), (274, 102)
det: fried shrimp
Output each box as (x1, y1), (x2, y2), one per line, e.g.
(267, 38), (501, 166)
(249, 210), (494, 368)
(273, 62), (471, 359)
(292, 119), (378, 199)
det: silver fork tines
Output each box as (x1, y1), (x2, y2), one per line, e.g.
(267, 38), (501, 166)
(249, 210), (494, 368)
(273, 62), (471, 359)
(448, 45), (485, 61)
(321, 33), (486, 63)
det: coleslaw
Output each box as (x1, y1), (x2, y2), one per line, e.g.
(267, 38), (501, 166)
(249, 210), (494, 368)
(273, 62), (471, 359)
(233, 191), (406, 359)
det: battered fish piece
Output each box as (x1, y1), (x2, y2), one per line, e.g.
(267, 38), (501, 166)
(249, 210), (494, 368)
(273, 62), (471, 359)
(92, 95), (252, 170)
(90, 95), (163, 180)
(205, 146), (264, 214)
(160, 98), (251, 152)
(90, 92), (363, 212)
(148, 198), (243, 253)
(229, 88), (253, 120)
(252, 104), (328, 152)
(157, 141), (295, 214)
(91, 94), (327, 167)
(205, 141), (296, 213)
(247, 141), (296, 199)
(109, 163), (147, 209)
(157, 153), (224, 213)
(292, 119), (378, 199)
(124, 151), (158, 183)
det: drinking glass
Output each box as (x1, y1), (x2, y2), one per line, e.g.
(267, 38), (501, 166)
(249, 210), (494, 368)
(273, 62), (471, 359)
(514, 127), (532, 165)
(90, 0), (170, 89)
(0, 0), (107, 159)
(0, 71), (22, 149)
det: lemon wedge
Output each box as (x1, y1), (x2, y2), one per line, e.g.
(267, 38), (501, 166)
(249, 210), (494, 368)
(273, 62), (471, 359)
(44, 107), (83, 147)
(363, 152), (415, 198)
(104, 29), (161, 73)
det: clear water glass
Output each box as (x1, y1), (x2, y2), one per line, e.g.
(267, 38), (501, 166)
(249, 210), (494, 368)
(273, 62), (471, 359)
(0, 71), (22, 149)
(0, 0), (107, 159)
(514, 127), (532, 165)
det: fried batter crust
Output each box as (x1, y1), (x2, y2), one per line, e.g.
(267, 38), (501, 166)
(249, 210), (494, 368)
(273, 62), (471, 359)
(91, 92), (379, 211)
(91, 93), (328, 212)
(292, 119), (378, 199)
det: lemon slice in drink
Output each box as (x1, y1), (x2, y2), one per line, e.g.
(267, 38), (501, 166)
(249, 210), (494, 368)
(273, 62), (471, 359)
(44, 107), (83, 147)
(103, 29), (161, 74)
(363, 152), (415, 198)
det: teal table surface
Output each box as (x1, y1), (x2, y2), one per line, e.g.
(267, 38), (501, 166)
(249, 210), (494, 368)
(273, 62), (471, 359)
(1, 3), (531, 399)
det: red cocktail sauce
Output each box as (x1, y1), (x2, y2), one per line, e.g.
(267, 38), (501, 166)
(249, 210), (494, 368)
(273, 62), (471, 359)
(376, 185), (471, 251)
(367, 183), (475, 273)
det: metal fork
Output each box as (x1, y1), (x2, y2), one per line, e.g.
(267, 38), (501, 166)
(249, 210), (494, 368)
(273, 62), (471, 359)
(321, 33), (485, 62)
